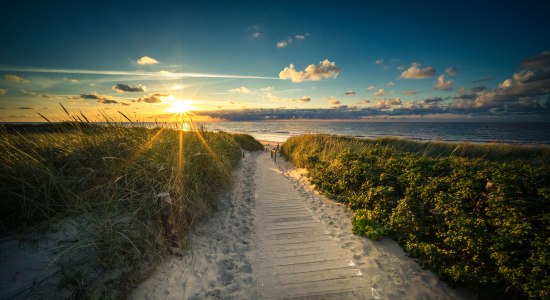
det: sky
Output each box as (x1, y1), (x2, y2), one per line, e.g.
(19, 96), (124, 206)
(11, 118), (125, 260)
(0, 0), (549, 122)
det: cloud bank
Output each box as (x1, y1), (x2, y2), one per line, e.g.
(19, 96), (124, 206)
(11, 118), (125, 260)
(196, 51), (550, 121)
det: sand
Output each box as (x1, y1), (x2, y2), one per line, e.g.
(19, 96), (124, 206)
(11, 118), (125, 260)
(130, 143), (472, 299)
(0, 219), (92, 299)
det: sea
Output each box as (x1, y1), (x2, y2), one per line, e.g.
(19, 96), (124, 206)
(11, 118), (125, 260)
(4, 121), (550, 145)
(201, 121), (550, 145)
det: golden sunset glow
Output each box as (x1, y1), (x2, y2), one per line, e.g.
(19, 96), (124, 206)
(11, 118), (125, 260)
(167, 99), (193, 114)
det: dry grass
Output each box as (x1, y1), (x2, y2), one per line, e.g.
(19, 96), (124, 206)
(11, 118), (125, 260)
(281, 134), (550, 166)
(0, 111), (260, 297)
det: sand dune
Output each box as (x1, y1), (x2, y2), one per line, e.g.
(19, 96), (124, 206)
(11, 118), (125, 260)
(131, 146), (471, 299)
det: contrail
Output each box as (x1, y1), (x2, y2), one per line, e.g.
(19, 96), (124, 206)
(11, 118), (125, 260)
(0, 66), (281, 80)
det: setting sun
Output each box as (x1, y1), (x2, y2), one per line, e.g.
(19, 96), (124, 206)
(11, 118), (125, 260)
(167, 100), (193, 114)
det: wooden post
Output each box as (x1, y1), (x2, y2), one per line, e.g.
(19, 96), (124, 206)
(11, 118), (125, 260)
(157, 192), (179, 248)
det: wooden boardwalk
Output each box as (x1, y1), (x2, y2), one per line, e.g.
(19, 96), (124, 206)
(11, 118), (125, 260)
(253, 153), (370, 299)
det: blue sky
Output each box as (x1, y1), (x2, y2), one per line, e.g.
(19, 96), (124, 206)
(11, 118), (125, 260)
(1, 0), (549, 121)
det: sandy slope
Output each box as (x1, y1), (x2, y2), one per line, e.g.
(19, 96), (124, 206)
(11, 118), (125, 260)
(131, 146), (471, 299)
(131, 151), (259, 299)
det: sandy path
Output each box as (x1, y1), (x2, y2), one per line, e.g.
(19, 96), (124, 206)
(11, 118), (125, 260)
(131, 151), (259, 299)
(131, 148), (471, 299)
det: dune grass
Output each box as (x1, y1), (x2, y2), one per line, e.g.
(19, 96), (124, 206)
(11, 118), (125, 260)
(0, 116), (261, 297)
(281, 134), (550, 300)
(282, 134), (550, 165)
(230, 133), (265, 151)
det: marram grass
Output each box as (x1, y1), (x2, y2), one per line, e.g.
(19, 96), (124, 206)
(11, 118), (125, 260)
(0, 117), (261, 298)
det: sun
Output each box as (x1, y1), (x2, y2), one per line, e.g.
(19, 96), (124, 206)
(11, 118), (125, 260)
(167, 100), (193, 114)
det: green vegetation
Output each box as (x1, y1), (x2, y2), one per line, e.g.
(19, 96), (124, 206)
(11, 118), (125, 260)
(281, 134), (550, 299)
(230, 133), (265, 151)
(0, 118), (261, 297)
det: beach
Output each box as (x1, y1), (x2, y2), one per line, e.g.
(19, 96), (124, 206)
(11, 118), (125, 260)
(130, 142), (470, 299)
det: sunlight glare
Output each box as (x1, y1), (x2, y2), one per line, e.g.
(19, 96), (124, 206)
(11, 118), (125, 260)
(168, 100), (193, 114)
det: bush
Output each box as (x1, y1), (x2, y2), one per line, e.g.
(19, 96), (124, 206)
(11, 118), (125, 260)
(282, 134), (550, 299)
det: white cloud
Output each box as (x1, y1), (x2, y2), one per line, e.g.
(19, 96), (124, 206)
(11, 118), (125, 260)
(386, 81), (395, 87)
(277, 33), (308, 48)
(367, 85), (376, 91)
(328, 96), (340, 105)
(375, 97), (401, 109)
(445, 66), (459, 76)
(499, 79), (512, 89)
(0, 89), (6, 95)
(299, 96), (311, 102)
(5, 74), (29, 83)
(277, 36), (293, 48)
(279, 59), (340, 83)
(433, 75), (455, 91)
(401, 63), (436, 79)
(137, 56), (159, 65)
(375, 59), (383, 65)
(374, 88), (385, 97)
(277, 40), (289, 48)
(229, 87), (252, 94)
(249, 24), (264, 39)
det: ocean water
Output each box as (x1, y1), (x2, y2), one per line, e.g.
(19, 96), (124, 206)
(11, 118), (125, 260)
(203, 121), (550, 145)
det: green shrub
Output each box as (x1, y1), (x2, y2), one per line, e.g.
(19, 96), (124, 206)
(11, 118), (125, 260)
(352, 209), (387, 240)
(282, 134), (550, 299)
